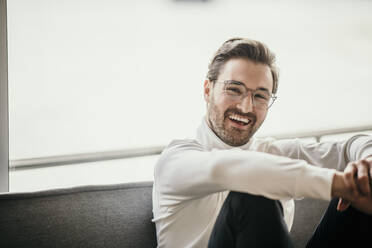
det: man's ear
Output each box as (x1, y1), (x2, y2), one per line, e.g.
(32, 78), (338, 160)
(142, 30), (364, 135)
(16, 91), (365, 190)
(204, 79), (212, 103)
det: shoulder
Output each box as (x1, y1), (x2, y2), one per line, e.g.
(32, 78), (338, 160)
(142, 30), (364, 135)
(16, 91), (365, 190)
(156, 139), (205, 164)
(154, 139), (206, 177)
(250, 136), (303, 156)
(165, 139), (205, 152)
(249, 136), (277, 152)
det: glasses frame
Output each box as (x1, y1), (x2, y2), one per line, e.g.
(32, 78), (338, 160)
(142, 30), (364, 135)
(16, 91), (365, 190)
(213, 80), (277, 109)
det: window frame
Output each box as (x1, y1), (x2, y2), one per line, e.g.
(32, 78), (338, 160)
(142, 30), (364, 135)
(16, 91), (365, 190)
(0, 0), (9, 192)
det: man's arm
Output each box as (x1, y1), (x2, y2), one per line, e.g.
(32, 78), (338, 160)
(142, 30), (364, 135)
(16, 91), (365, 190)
(266, 134), (372, 215)
(265, 134), (372, 171)
(155, 139), (336, 203)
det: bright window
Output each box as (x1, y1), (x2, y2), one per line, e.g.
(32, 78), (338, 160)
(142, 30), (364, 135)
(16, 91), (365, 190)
(7, 0), (372, 191)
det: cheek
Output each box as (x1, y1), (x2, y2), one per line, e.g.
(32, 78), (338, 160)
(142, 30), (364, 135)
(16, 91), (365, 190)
(217, 99), (235, 115)
(211, 95), (231, 112)
(256, 110), (268, 123)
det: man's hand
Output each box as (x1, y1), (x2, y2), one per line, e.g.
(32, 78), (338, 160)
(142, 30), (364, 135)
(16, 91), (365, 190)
(333, 157), (372, 215)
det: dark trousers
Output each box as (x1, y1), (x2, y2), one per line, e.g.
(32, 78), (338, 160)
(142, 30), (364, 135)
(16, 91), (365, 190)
(208, 192), (294, 248)
(208, 192), (372, 248)
(306, 197), (372, 248)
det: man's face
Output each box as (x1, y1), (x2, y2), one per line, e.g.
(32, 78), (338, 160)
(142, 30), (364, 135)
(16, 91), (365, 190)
(204, 58), (273, 146)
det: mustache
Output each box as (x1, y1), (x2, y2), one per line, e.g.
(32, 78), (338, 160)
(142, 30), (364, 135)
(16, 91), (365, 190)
(224, 109), (257, 123)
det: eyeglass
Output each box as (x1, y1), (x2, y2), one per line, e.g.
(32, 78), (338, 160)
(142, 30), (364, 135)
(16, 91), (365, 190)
(214, 80), (277, 109)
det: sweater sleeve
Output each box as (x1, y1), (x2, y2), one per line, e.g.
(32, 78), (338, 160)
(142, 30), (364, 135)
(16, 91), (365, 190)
(265, 134), (372, 171)
(154, 139), (335, 204)
(345, 134), (372, 161)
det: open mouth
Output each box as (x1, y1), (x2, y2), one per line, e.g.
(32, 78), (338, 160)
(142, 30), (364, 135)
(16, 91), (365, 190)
(227, 114), (252, 127)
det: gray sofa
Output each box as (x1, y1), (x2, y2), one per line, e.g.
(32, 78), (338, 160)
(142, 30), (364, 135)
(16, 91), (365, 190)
(0, 181), (329, 248)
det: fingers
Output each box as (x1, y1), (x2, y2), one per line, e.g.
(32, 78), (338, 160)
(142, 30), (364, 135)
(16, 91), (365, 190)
(337, 198), (351, 212)
(343, 163), (360, 200)
(335, 158), (372, 213)
(365, 158), (372, 197)
(356, 160), (371, 196)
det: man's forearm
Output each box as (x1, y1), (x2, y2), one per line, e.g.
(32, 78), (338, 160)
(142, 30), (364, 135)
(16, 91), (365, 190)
(331, 171), (359, 200)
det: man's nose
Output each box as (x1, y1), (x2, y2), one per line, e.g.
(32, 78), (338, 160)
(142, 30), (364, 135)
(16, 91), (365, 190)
(237, 94), (254, 113)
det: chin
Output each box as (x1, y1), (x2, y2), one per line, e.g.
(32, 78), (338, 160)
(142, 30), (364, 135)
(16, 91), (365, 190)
(223, 131), (252, 146)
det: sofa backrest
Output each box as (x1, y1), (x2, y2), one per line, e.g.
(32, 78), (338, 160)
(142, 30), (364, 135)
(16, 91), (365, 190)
(0, 181), (329, 248)
(0, 182), (157, 248)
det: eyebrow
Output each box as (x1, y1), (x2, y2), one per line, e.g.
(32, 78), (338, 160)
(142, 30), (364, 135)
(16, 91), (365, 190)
(228, 80), (271, 94)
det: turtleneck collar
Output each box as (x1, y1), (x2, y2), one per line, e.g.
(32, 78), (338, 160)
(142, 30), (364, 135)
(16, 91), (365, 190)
(196, 116), (254, 150)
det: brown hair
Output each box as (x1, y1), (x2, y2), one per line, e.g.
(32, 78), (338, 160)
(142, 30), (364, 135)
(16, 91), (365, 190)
(207, 38), (279, 94)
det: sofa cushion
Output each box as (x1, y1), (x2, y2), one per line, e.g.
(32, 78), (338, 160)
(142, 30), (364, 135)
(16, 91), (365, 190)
(0, 182), (157, 248)
(290, 198), (329, 248)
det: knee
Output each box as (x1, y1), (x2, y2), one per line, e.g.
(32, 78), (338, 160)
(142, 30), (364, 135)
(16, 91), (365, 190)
(226, 191), (283, 216)
(220, 192), (285, 234)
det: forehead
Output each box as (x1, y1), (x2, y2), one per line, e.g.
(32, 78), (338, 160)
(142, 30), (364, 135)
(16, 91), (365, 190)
(217, 58), (273, 92)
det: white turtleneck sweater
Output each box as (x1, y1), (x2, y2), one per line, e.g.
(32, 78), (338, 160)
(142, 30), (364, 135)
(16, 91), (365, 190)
(152, 117), (372, 248)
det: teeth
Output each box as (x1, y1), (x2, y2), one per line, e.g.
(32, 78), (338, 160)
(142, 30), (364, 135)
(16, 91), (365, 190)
(229, 114), (250, 124)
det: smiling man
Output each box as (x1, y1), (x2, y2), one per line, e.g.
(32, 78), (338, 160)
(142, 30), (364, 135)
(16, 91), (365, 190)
(152, 38), (372, 247)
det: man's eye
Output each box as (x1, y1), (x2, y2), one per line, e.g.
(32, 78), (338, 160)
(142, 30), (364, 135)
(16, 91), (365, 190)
(226, 87), (242, 94)
(254, 94), (269, 100)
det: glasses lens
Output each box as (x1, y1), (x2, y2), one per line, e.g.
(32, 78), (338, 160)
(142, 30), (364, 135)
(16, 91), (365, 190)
(223, 82), (246, 97)
(252, 90), (271, 109)
(266, 95), (276, 109)
(221, 81), (276, 109)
